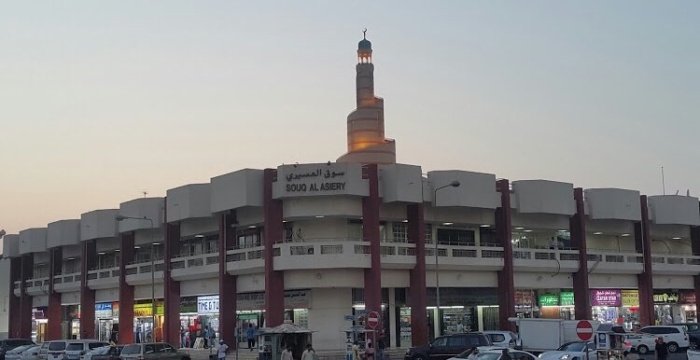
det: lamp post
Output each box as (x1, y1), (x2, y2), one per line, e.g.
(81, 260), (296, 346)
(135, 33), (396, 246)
(116, 215), (156, 342)
(433, 180), (460, 336)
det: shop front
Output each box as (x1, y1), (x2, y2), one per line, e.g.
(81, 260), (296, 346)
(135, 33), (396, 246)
(427, 288), (499, 337)
(133, 301), (164, 343)
(62, 305), (81, 339)
(95, 302), (119, 342)
(537, 291), (575, 320)
(591, 289), (639, 330)
(654, 290), (697, 324)
(32, 308), (48, 343)
(515, 290), (536, 318)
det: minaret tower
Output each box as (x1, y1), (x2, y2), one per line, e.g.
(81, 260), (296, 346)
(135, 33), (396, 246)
(337, 30), (396, 164)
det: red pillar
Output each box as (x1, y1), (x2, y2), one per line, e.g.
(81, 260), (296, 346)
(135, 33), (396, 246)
(47, 247), (63, 340)
(219, 211), (238, 349)
(80, 240), (96, 339)
(163, 222), (181, 346)
(19, 254), (34, 339)
(570, 188), (592, 320)
(496, 180), (516, 331)
(263, 169), (285, 327)
(9, 257), (22, 338)
(637, 196), (655, 326)
(119, 232), (136, 344)
(363, 164), (382, 317)
(407, 203), (428, 346)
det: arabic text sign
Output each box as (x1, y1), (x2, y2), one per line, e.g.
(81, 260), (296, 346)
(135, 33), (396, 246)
(591, 289), (621, 307)
(273, 163), (368, 199)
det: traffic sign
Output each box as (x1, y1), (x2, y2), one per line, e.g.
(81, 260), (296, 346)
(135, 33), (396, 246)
(576, 320), (593, 341)
(367, 311), (380, 329)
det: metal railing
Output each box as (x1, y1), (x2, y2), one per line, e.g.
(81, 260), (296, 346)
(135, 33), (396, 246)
(426, 245), (505, 259)
(513, 248), (579, 261)
(171, 253), (219, 270)
(226, 246), (265, 263)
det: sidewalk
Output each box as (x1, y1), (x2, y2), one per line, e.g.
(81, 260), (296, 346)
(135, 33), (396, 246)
(182, 347), (409, 360)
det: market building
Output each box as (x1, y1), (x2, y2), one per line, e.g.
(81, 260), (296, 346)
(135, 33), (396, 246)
(3, 33), (700, 350)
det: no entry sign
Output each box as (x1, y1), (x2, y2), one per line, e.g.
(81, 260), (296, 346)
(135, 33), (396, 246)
(367, 311), (380, 329)
(576, 320), (593, 341)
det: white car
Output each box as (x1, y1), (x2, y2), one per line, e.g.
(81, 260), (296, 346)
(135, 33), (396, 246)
(20, 345), (41, 360)
(639, 325), (689, 353)
(483, 332), (519, 348)
(447, 347), (537, 360)
(5, 346), (35, 360)
(622, 333), (656, 354)
(537, 341), (597, 360)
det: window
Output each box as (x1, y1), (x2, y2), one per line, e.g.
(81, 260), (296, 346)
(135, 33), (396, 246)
(48, 342), (66, 351)
(437, 228), (475, 246)
(144, 345), (155, 354)
(66, 344), (83, 351)
(447, 336), (465, 347)
(392, 223), (407, 243)
(237, 229), (261, 249)
(120, 345), (141, 356)
(425, 224), (433, 244)
(432, 337), (447, 347)
(488, 334), (506, 343)
(88, 343), (107, 350)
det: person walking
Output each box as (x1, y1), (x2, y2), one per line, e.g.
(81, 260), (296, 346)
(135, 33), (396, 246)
(246, 324), (257, 351)
(655, 337), (668, 360)
(281, 346), (294, 360)
(217, 340), (229, 360)
(301, 344), (316, 360)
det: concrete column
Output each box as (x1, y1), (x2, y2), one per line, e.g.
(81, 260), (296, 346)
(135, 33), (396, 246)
(47, 247), (63, 340)
(407, 203), (428, 346)
(9, 257), (22, 337)
(80, 240), (96, 339)
(495, 179), (515, 331)
(119, 232), (136, 344)
(363, 164), (382, 317)
(636, 196), (654, 326)
(388, 288), (397, 348)
(570, 188), (592, 320)
(219, 210), (238, 349)
(163, 222), (181, 346)
(263, 169), (285, 327)
(19, 254), (34, 338)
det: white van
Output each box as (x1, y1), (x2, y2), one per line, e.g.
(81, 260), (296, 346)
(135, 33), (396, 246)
(63, 341), (108, 360)
(44, 341), (69, 360)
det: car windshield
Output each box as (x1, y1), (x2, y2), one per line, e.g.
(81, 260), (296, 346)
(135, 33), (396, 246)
(89, 348), (109, 355)
(66, 344), (83, 351)
(476, 353), (502, 360)
(120, 345), (141, 356)
(48, 343), (66, 351)
(11, 346), (31, 353)
(558, 343), (586, 352)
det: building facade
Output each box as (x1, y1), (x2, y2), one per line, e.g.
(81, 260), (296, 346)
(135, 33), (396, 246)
(3, 34), (700, 349)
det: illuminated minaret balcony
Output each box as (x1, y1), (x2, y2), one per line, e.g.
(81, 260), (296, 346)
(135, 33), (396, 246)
(338, 30), (396, 165)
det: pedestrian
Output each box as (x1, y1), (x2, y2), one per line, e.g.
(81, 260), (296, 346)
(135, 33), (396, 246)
(217, 340), (229, 360)
(352, 342), (361, 360)
(301, 344), (316, 360)
(365, 341), (375, 360)
(246, 323), (257, 351)
(281, 346), (294, 360)
(204, 325), (211, 348)
(655, 337), (668, 360)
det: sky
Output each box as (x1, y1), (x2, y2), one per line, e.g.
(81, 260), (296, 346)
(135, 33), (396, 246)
(1, 1), (699, 235)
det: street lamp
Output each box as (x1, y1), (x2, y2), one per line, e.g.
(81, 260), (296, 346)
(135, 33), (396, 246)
(116, 215), (156, 342)
(433, 180), (460, 336)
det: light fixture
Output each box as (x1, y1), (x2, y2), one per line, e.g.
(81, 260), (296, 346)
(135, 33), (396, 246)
(442, 222), (453, 226)
(152, 242), (161, 245)
(672, 237), (682, 240)
(248, 225), (256, 229)
(621, 233), (630, 237)
(480, 224), (491, 228)
(315, 215), (325, 219)
(594, 232), (603, 235)
(114, 249), (121, 252)
(402, 219), (408, 223)
(134, 246), (141, 249)
(523, 229), (533, 233)
(194, 234), (205, 238)
(515, 227), (525, 230)
(98, 252), (106, 255)
(66, 257), (76, 260)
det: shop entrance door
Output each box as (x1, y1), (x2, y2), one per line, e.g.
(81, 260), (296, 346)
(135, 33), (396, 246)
(98, 320), (113, 342)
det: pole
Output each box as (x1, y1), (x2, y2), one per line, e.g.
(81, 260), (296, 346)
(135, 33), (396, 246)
(432, 181), (460, 337)
(145, 218), (155, 342)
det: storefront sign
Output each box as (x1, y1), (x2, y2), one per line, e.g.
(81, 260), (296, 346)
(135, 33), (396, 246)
(539, 294), (559, 307)
(621, 290), (639, 307)
(181, 297), (198, 313)
(653, 291), (680, 304)
(591, 290), (621, 307)
(134, 302), (164, 317)
(274, 163), (367, 199)
(515, 290), (534, 307)
(680, 290), (696, 304)
(95, 303), (113, 319)
(198, 296), (219, 314)
(560, 292), (575, 306)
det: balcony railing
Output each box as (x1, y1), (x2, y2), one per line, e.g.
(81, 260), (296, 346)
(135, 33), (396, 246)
(226, 246), (265, 263)
(53, 272), (82, 284)
(513, 248), (579, 261)
(171, 251), (219, 270)
(87, 267), (120, 280)
(426, 245), (505, 259)
(125, 260), (165, 275)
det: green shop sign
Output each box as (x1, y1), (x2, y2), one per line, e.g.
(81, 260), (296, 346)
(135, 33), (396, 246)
(560, 292), (575, 306)
(538, 294), (559, 306)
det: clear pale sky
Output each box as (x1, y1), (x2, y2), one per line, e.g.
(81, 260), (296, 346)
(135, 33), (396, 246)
(1, 1), (698, 235)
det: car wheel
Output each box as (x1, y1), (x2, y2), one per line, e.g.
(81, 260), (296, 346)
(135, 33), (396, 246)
(666, 342), (679, 353)
(690, 341), (698, 350)
(637, 345), (649, 355)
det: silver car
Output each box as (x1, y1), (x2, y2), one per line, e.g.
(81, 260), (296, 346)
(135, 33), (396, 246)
(20, 346), (41, 360)
(64, 342), (109, 360)
(5, 346), (35, 360)
(119, 343), (189, 360)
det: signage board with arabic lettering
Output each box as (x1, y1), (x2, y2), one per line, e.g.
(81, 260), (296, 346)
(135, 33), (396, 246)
(590, 289), (621, 307)
(621, 290), (639, 307)
(653, 291), (680, 304)
(560, 292), (575, 306)
(538, 294), (559, 307)
(273, 163), (369, 199)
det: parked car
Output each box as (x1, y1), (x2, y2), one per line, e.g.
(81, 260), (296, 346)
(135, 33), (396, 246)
(44, 341), (70, 360)
(5, 346), (36, 360)
(119, 343), (189, 360)
(447, 347), (537, 360)
(622, 333), (657, 354)
(0, 340), (35, 360)
(482, 332), (519, 348)
(537, 341), (597, 360)
(674, 323), (700, 348)
(20, 345), (41, 360)
(639, 325), (689, 353)
(405, 333), (492, 360)
(83, 346), (122, 360)
(64, 341), (109, 360)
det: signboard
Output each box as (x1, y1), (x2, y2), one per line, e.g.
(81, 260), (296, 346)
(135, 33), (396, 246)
(653, 291), (680, 304)
(576, 320), (593, 341)
(591, 290), (621, 307)
(198, 296), (219, 314)
(515, 290), (534, 307)
(95, 302), (113, 319)
(273, 163), (368, 199)
(560, 292), (575, 306)
(134, 302), (164, 317)
(181, 297), (198, 313)
(367, 311), (380, 329)
(680, 290), (696, 304)
(621, 290), (639, 307)
(538, 294), (559, 307)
